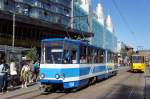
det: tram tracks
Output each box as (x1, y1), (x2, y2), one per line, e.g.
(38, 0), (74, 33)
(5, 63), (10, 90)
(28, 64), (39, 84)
(127, 73), (143, 99)
(101, 72), (144, 99)
(101, 72), (135, 99)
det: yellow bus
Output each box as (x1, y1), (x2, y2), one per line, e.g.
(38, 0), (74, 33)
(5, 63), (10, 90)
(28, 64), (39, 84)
(130, 54), (145, 73)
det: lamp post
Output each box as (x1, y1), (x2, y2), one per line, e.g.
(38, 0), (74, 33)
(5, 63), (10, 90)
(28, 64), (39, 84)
(12, 3), (21, 52)
(12, 13), (15, 52)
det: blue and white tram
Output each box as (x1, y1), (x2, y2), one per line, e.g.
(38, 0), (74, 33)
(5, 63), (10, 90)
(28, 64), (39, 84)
(40, 38), (118, 92)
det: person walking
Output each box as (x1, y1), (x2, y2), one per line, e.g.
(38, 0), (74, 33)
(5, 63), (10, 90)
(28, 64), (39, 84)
(10, 60), (17, 88)
(29, 61), (34, 83)
(0, 60), (8, 94)
(34, 61), (39, 82)
(0, 60), (4, 94)
(2, 60), (9, 92)
(21, 63), (30, 88)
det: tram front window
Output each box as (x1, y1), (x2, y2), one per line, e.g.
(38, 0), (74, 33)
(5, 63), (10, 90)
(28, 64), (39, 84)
(41, 42), (63, 64)
(132, 56), (144, 63)
(41, 40), (78, 64)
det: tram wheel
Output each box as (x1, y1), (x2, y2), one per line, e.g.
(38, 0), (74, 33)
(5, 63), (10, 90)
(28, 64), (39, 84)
(89, 77), (97, 85)
(71, 88), (77, 93)
(40, 85), (53, 94)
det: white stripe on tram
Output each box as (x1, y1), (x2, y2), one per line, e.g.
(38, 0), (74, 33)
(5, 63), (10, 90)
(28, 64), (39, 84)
(40, 64), (106, 69)
(43, 71), (107, 82)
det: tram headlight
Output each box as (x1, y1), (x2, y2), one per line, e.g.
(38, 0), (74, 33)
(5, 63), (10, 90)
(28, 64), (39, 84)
(55, 74), (60, 79)
(41, 73), (45, 79)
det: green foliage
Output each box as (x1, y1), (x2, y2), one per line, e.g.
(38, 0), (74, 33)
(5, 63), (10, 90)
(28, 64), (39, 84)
(26, 47), (39, 62)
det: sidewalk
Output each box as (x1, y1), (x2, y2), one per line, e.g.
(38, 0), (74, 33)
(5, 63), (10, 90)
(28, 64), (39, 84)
(144, 66), (150, 99)
(1, 83), (39, 99)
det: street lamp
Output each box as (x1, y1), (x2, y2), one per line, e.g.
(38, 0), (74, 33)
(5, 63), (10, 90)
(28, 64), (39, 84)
(12, 13), (15, 52)
(12, 4), (20, 52)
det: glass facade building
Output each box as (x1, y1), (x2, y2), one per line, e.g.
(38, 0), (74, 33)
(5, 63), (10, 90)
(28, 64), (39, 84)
(0, 0), (71, 26)
(92, 17), (104, 49)
(0, 0), (117, 52)
(73, 2), (89, 33)
(92, 21), (117, 52)
(73, 1), (117, 52)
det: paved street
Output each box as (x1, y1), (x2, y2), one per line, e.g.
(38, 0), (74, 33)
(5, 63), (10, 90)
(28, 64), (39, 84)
(1, 66), (149, 99)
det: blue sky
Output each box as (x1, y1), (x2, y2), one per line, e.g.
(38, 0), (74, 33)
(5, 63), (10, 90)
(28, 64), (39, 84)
(92, 0), (150, 50)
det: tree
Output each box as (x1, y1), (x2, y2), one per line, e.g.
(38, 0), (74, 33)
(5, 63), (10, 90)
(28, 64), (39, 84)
(26, 47), (39, 62)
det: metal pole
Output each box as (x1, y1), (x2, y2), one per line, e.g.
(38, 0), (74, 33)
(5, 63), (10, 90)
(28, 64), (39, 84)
(12, 13), (15, 52)
(103, 25), (106, 49)
(71, 0), (74, 29)
(88, 0), (92, 44)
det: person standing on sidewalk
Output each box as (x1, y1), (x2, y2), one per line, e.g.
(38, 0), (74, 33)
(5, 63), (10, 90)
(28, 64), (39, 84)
(34, 61), (39, 82)
(21, 63), (30, 88)
(29, 61), (34, 83)
(2, 60), (9, 92)
(10, 60), (17, 88)
(0, 60), (4, 94)
(0, 60), (7, 94)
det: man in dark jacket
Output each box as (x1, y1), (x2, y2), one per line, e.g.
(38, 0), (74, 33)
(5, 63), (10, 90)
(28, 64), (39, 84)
(0, 60), (5, 94)
(3, 60), (9, 92)
(0, 60), (8, 94)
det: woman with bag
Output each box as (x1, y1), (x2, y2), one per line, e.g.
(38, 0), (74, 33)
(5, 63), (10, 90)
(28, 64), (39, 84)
(20, 63), (30, 88)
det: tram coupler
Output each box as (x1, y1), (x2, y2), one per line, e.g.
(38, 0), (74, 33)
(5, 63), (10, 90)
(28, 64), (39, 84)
(39, 84), (53, 93)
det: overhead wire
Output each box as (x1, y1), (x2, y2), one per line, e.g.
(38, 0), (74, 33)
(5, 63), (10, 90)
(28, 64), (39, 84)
(111, 0), (134, 35)
(111, 0), (138, 48)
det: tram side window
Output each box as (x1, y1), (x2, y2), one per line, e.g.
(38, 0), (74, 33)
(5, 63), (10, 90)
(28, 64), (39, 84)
(107, 53), (110, 63)
(87, 48), (92, 63)
(93, 49), (98, 63)
(72, 50), (77, 64)
(98, 50), (104, 63)
(64, 44), (78, 64)
(87, 48), (95, 64)
(107, 52), (115, 63)
(80, 46), (87, 64)
(142, 57), (144, 63)
(114, 54), (118, 63)
(79, 46), (105, 64)
(64, 49), (72, 64)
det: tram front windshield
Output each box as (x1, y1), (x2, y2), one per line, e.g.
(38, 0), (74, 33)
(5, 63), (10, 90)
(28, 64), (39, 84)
(132, 56), (144, 63)
(41, 41), (63, 64)
(41, 41), (78, 64)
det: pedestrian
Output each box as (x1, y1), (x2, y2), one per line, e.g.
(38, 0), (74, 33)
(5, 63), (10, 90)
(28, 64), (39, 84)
(0, 60), (4, 94)
(28, 61), (34, 83)
(10, 60), (17, 88)
(2, 60), (9, 92)
(21, 63), (30, 88)
(34, 61), (39, 82)
(0, 60), (8, 94)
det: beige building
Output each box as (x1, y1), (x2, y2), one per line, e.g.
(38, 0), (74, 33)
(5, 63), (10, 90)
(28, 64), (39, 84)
(138, 50), (150, 61)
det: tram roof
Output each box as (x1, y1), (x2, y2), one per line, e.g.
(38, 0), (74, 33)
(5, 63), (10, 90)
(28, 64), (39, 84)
(42, 38), (104, 50)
